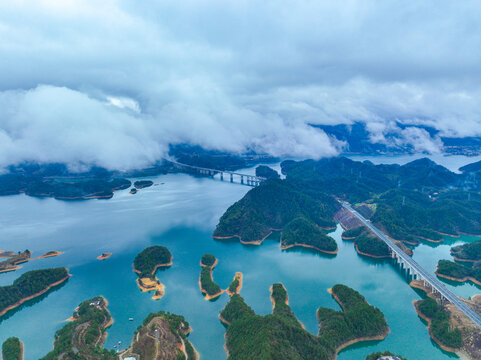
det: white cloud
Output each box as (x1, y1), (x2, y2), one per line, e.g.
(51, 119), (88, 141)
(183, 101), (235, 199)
(0, 1), (480, 169)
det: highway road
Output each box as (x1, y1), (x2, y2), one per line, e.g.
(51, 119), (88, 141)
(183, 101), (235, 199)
(342, 202), (481, 329)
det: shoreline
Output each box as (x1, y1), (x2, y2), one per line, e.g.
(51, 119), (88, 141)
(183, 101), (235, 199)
(354, 244), (390, 259)
(417, 236), (444, 243)
(0, 274), (71, 317)
(435, 271), (481, 286)
(327, 288), (390, 359)
(213, 229), (281, 246)
(0, 250), (63, 273)
(280, 242), (338, 254)
(19, 340), (24, 360)
(413, 300), (459, 354)
(200, 258), (218, 268)
(451, 254), (479, 263)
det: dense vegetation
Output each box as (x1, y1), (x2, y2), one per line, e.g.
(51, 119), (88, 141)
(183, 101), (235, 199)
(437, 259), (481, 283)
(214, 179), (339, 243)
(200, 253), (216, 267)
(219, 283), (388, 360)
(2, 337), (21, 360)
(354, 232), (390, 257)
(0, 268), (69, 316)
(255, 165), (280, 179)
(281, 217), (337, 253)
(451, 240), (481, 261)
(200, 255), (222, 297)
(40, 297), (116, 360)
(417, 298), (463, 349)
(133, 246), (172, 278)
(365, 351), (407, 360)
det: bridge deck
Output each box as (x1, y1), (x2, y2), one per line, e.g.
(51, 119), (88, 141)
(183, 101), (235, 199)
(342, 202), (481, 329)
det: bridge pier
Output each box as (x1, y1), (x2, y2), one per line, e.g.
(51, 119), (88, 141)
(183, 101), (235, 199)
(241, 175), (244, 184)
(230, 173), (233, 183)
(220, 172), (224, 181)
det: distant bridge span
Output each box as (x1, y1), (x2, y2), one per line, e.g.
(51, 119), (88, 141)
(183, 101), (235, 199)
(342, 202), (481, 329)
(164, 159), (266, 186)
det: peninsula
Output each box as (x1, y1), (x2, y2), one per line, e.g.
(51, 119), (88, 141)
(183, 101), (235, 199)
(133, 245), (172, 300)
(342, 227), (390, 258)
(0, 268), (70, 317)
(134, 180), (154, 189)
(119, 311), (198, 360)
(219, 283), (388, 360)
(40, 296), (116, 360)
(0, 250), (63, 273)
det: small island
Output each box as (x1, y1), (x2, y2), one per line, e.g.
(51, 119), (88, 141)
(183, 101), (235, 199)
(199, 254), (223, 300)
(219, 283), (389, 360)
(2, 337), (23, 360)
(40, 296), (116, 360)
(280, 217), (338, 254)
(134, 180), (154, 189)
(97, 252), (112, 260)
(435, 259), (481, 286)
(119, 311), (198, 360)
(129, 188), (137, 194)
(0, 250), (63, 273)
(451, 240), (481, 262)
(0, 268), (70, 317)
(133, 246), (172, 300)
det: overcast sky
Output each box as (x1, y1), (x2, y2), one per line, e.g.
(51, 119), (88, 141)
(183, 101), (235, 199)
(1, 0), (481, 170)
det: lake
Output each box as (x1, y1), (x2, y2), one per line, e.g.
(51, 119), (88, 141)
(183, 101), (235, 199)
(0, 157), (479, 359)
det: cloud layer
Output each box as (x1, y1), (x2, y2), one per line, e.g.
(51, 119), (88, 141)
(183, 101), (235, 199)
(1, 1), (481, 169)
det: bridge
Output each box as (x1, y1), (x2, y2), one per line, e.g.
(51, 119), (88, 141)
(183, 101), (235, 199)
(164, 159), (266, 187)
(342, 202), (481, 329)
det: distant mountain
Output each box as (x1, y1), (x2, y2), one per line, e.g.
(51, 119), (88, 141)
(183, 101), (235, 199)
(315, 121), (481, 156)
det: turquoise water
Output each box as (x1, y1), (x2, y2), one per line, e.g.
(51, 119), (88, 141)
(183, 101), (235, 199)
(0, 169), (478, 359)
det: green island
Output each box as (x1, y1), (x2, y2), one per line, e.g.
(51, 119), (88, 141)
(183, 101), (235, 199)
(450, 240), (481, 262)
(280, 217), (338, 254)
(134, 180), (154, 189)
(219, 283), (388, 360)
(414, 297), (463, 350)
(40, 296), (116, 360)
(0, 268), (70, 317)
(341, 226), (365, 240)
(347, 228), (390, 258)
(436, 259), (481, 286)
(133, 246), (172, 299)
(119, 310), (198, 360)
(2, 337), (22, 360)
(365, 351), (407, 360)
(255, 165), (280, 179)
(199, 254), (223, 300)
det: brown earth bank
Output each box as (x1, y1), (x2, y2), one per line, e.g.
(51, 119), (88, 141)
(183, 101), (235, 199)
(0, 274), (71, 317)
(136, 277), (165, 300)
(435, 271), (481, 286)
(280, 243), (338, 254)
(213, 229), (281, 246)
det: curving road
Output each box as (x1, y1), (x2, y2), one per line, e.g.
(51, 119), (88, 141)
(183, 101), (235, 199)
(342, 202), (481, 329)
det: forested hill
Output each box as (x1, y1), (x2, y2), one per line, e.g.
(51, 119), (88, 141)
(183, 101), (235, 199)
(215, 156), (481, 246)
(213, 179), (339, 243)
